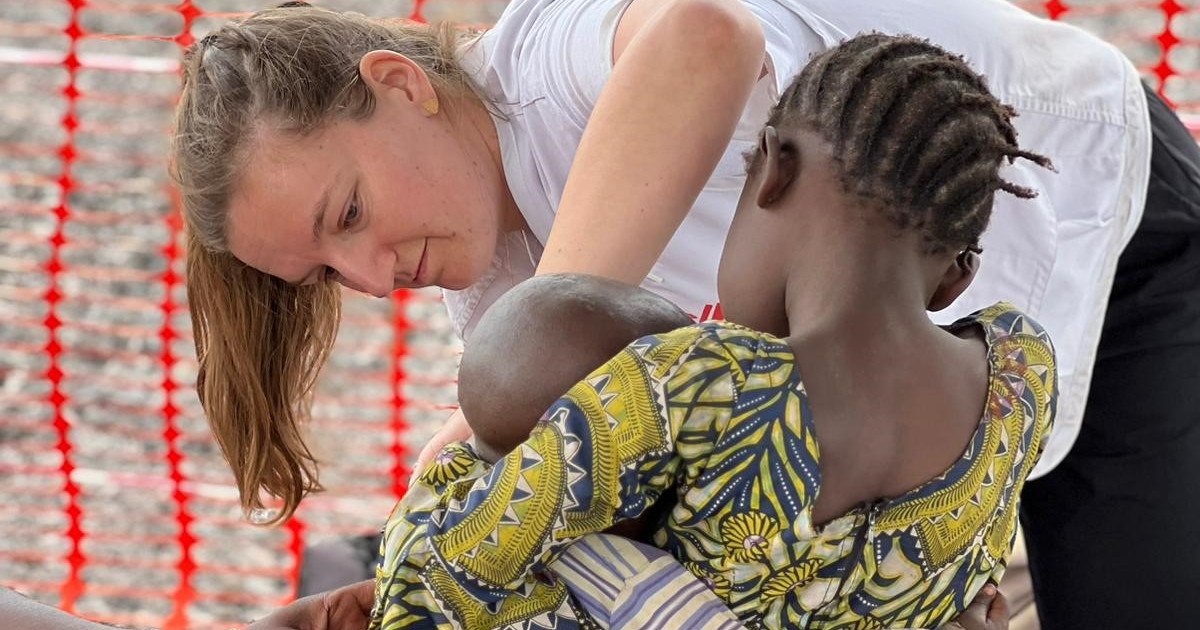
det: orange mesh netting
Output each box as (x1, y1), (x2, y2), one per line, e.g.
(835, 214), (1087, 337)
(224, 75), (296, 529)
(0, 1), (1196, 628)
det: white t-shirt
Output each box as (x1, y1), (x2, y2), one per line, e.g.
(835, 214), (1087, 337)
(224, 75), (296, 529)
(445, 0), (1152, 477)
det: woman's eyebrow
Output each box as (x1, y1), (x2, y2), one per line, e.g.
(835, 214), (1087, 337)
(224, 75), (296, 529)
(310, 181), (334, 243)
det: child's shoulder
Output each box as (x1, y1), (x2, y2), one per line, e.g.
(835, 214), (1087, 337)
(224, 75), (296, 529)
(636, 320), (772, 347)
(627, 321), (787, 379)
(687, 320), (789, 358)
(951, 302), (1055, 359)
(964, 302), (1057, 425)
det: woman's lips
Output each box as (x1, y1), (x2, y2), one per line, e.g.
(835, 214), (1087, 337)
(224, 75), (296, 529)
(412, 238), (429, 286)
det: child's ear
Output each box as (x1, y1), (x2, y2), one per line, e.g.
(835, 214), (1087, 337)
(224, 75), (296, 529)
(755, 126), (799, 208)
(928, 249), (980, 312)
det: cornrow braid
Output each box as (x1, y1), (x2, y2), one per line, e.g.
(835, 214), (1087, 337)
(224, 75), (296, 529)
(765, 33), (1054, 254)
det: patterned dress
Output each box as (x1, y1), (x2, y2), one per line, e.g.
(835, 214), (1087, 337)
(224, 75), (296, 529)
(369, 303), (1057, 630)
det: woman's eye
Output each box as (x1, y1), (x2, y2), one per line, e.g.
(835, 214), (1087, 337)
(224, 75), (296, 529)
(342, 200), (361, 229)
(323, 266), (341, 282)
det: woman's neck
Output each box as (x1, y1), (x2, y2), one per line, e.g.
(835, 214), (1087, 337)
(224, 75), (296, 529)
(456, 94), (525, 233)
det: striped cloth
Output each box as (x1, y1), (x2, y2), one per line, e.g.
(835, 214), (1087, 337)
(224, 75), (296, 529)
(553, 534), (747, 630)
(554, 534), (991, 630)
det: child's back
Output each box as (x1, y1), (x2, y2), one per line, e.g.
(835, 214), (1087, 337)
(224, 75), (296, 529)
(641, 308), (1052, 627)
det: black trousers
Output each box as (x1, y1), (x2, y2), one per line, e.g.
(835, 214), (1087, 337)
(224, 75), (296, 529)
(1021, 85), (1200, 628)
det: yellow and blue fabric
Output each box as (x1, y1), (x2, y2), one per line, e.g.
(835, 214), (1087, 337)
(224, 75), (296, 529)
(369, 302), (1056, 630)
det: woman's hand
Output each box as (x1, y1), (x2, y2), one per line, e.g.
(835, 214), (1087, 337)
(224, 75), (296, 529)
(408, 408), (474, 485)
(246, 579), (375, 630)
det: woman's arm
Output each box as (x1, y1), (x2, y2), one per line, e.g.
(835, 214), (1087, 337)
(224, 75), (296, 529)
(415, 0), (764, 483)
(535, 0), (765, 283)
(0, 580), (376, 630)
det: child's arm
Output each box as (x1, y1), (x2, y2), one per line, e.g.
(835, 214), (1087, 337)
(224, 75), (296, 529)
(372, 326), (736, 627)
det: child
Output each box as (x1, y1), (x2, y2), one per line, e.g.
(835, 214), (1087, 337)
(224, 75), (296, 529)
(455, 273), (693, 464)
(371, 33), (1055, 630)
(397, 274), (1012, 630)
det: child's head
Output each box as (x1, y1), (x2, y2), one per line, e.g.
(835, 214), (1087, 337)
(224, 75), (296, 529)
(457, 274), (692, 462)
(719, 33), (1052, 335)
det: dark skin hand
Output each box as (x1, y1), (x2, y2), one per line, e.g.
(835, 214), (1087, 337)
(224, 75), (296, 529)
(942, 584), (1010, 630)
(244, 579), (375, 630)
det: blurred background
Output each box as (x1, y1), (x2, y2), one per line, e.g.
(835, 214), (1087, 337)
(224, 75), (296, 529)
(0, 1), (1197, 628)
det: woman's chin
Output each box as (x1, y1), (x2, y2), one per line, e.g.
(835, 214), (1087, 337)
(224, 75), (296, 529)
(439, 256), (500, 291)
(434, 272), (473, 292)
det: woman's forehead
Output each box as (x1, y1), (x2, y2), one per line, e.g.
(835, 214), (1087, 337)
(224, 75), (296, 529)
(226, 133), (344, 281)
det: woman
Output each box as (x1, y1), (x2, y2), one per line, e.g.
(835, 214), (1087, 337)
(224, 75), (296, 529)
(173, 0), (1196, 626)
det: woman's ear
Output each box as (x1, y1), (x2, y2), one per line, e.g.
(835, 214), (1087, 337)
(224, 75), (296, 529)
(358, 50), (433, 107)
(755, 126), (798, 208)
(928, 249), (980, 312)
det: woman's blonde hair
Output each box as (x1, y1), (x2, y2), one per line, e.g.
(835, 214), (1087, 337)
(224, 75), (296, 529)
(171, 4), (480, 524)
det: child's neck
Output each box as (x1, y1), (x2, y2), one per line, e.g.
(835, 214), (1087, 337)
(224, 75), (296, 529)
(781, 236), (938, 353)
(780, 236), (988, 524)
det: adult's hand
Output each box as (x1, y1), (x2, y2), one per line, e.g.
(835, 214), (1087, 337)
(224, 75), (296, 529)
(246, 579), (375, 630)
(408, 408), (474, 485)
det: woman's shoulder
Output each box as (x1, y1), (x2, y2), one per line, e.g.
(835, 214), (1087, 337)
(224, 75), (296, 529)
(476, 0), (631, 108)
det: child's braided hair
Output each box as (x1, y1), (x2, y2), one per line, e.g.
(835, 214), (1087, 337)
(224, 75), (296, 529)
(761, 33), (1054, 254)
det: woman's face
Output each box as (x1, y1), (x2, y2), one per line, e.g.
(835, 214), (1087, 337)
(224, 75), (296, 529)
(226, 90), (505, 296)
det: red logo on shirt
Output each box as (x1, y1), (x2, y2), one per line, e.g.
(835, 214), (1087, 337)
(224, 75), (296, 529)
(693, 302), (724, 322)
